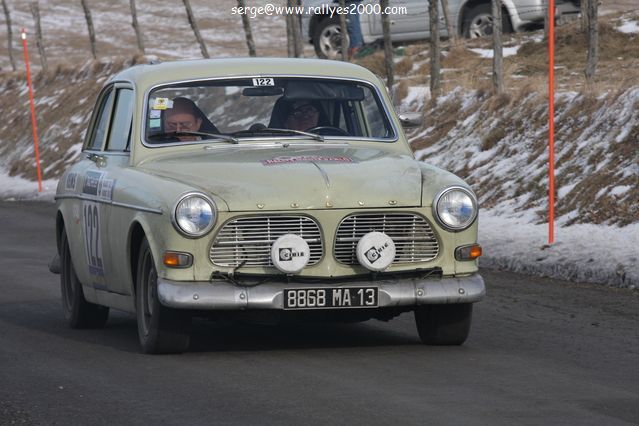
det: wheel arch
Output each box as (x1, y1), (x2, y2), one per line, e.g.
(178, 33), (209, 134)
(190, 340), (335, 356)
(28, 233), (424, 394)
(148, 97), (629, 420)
(309, 12), (333, 40)
(128, 220), (147, 297)
(55, 209), (67, 255)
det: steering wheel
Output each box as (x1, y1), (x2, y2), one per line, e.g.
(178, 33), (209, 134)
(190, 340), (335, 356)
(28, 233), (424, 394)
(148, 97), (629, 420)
(306, 126), (349, 136)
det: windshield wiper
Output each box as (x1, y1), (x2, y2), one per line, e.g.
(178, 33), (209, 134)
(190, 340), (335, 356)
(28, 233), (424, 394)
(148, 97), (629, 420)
(258, 127), (324, 142)
(149, 131), (238, 144)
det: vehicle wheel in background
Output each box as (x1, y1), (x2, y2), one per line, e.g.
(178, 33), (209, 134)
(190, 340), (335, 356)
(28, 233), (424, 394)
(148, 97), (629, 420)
(313, 15), (349, 59)
(136, 237), (191, 354)
(60, 230), (109, 329)
(414, 303), (473, 345)
(463, 4), (513, 38)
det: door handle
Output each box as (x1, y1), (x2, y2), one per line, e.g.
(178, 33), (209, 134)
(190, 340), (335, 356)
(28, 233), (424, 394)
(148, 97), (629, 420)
(86, 153), (107, 167)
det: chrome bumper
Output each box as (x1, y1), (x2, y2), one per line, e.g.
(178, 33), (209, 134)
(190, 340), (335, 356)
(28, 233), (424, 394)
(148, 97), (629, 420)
(157, 273), (485, 310)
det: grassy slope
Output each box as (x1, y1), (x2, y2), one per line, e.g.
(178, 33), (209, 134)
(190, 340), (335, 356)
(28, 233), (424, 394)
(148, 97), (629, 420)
(0, 14), (637, 226)
(360, 16), (639, 226)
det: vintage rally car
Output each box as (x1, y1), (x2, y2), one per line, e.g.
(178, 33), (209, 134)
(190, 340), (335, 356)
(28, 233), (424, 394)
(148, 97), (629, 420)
(53, 58), (484, 353)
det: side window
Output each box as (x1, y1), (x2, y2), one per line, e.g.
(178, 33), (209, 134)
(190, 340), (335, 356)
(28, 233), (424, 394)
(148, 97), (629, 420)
(360, 91), (389, 138)
(106, 88), (134, 152)
(86, 89), (114, 151)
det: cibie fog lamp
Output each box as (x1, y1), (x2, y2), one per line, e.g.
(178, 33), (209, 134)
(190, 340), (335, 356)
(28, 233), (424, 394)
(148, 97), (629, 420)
(433, 186), (478, 232)
(172, 193), (217, 237)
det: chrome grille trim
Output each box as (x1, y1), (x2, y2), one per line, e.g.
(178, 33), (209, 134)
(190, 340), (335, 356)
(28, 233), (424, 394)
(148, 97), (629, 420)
(334, 213), (439, 264)
(210, 216), (323, 267)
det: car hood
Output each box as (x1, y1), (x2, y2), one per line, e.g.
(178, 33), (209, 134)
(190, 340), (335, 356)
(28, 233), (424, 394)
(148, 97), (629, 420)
(140, 145), (422, 211)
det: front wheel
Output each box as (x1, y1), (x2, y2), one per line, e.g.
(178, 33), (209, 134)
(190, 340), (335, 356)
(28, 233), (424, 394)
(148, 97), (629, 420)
(463, 4), (513, 39)
(414, 303), (473, 345)
(313, 15), (348, 59)
(136, 237), (191, 354)
(60, 230), (109, 328)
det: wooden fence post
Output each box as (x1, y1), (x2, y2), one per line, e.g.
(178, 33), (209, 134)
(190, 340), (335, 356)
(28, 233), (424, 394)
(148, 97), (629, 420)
(182, 0), (209, 58)
(381, 0), (393, 89)
(30, 2), (48, 75)
(429, 0), (441, 102)
(80, 0), (97, 59)
(584, 0), (598, 84)
(338, 0), (348, 61)
(2, 0), (16, 71)
(440, 0), (458, 47)
(129, 0), (144, 55)
(544, 0), (549, 39)
(580, 0), (588, 32)
(293, 0), (303, 57)
(285, 13), (294, 57)
(236, 0), (256, 57)
(492, 0), (504, 94)
(286, 0), (302, 58)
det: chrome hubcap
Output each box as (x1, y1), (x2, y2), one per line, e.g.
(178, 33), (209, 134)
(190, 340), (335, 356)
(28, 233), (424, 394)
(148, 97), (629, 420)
(318, 24), (349, 59)
(469, 14), (493, 38)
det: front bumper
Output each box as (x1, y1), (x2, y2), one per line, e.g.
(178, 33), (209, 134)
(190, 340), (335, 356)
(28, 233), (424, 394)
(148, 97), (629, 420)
(157, 273), (485, 310)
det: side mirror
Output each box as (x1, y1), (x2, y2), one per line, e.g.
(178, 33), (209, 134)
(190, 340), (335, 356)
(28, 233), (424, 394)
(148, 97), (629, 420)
(398, 112), (423, 128)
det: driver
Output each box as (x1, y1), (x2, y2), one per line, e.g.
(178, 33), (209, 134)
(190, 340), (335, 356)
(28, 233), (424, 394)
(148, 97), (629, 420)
(163, 97), (218, 141)
(283, 100), (321, 132)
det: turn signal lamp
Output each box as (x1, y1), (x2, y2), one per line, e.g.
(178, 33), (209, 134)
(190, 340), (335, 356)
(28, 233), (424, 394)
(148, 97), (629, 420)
(455, 244), (482, 261)
(163, 251), (193, 268)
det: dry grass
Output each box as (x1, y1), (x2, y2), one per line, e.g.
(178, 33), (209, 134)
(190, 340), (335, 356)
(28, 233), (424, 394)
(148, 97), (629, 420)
(394, 80), (409, 103)
(355, 51), (388, 77)
(362, 13), (639, 99)
(394, 57), (414, 75)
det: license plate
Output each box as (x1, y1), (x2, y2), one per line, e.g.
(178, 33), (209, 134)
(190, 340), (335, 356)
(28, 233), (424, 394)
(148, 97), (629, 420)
(284, 287), (378, 310)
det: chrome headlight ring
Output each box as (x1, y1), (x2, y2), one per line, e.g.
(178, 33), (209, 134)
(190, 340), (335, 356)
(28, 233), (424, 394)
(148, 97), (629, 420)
(171, 192), (217, 238)
(432, 186), (478, 232)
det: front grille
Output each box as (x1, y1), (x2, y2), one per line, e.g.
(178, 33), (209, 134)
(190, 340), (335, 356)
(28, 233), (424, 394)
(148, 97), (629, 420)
(334, 213), (439, 264)
(210, 216), (322, 267)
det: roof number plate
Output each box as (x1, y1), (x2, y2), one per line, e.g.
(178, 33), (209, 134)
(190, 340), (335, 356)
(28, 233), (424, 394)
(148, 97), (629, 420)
(252, 78), (274, 86)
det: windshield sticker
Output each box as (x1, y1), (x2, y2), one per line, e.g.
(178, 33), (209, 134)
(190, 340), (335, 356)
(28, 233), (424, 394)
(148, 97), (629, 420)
(262, 156), (355, 166)
(149, 109), (161, 119)
(151, 97), (173, 110)
(83, 171), (115, 201)
(252, 77), (274, 86)
(149, 118), (161, 129)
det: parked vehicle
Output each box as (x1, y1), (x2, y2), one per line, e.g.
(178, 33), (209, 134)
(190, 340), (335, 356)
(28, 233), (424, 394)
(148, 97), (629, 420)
(52, 58), (484, 353)
(302, 0), (581, 59)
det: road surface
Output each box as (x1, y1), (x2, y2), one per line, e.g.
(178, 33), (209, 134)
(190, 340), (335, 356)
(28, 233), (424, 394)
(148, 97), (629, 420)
(1, 201), (638, 425)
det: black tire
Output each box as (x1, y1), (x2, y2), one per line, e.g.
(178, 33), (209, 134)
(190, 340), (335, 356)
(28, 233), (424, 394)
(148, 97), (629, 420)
(462, 4), (513, 39)
(60, 230), (109, 329)
(136, 237), (191, 354)
(313, 15), (348, 59)
(414, 303), (473, 345)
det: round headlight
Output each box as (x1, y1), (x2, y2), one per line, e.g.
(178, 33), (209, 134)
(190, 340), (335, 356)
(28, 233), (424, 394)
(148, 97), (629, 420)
(433, 187), (478, 231)
(172, 193), (216, 237)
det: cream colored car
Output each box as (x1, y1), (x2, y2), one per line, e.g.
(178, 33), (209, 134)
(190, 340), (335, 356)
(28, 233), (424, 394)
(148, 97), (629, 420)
(53, 58), (484, 353)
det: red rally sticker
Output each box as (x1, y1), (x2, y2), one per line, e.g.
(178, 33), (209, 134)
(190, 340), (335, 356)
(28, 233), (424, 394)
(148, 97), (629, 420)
(261, 156), (354, 166)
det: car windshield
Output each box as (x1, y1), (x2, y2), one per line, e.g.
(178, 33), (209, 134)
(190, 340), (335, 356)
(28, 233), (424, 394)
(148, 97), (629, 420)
(144, 77), (395, 145)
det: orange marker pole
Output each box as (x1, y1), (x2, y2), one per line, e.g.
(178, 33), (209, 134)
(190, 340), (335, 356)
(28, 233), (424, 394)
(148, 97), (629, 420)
(21, 28), (43, 192)
(548, 1), (555, 244)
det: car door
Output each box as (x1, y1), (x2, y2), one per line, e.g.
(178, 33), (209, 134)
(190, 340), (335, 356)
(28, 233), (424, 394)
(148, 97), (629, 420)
(368, 0), (429, 38)
(72, 84), (115, 294)
(96, 84), (135, 296)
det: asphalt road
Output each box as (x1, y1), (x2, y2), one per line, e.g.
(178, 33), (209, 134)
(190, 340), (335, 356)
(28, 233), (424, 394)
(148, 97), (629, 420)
(1, 201), (638, 425)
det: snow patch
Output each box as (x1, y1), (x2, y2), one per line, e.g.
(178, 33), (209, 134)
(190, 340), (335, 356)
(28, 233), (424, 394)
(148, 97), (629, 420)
(469, 46), (521, 58)
(618, 20), (639, 34)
